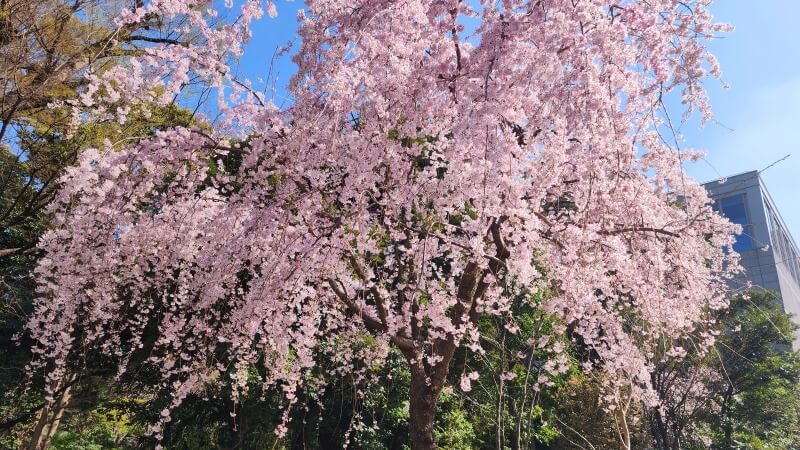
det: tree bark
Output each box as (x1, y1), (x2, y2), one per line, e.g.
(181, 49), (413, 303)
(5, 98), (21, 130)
(27, 375), (74, 450)
(720, 383), (734, 444)
(409, 366), (439, 450)
(27, 402), (52, 450)
(647, 408), (669, 450)
(41, 385), (71, 450)
(496, 376), (504, 450)
(508, 397), (521, 450)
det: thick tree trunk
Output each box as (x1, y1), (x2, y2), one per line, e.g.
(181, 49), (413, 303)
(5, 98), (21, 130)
(41, 385), (71, 449)
(409, 367), (439, 450)
(28, 375), (74, 450)
(27, 402), (52, 450)
(402, 250), (497, 449)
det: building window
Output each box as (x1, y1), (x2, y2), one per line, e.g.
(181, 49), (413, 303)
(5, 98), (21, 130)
(714, 194), (753, 253)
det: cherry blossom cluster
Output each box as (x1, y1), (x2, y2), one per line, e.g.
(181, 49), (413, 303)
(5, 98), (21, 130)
(28, 0), (739, 436)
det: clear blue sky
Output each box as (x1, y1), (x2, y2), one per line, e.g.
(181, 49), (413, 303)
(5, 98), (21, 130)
(235, 1), (800, 241)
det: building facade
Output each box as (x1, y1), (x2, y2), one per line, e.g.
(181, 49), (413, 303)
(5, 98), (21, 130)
(703, 170), (800, 348)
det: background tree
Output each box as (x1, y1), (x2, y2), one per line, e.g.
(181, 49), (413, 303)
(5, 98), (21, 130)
(549, 373), (650, 450)
(0, 0), (211, 259)
(646, 290), (800, 450)
(706, 291), (800, 449)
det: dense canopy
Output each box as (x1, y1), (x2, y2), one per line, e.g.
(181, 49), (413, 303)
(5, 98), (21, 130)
(26, 0), (739, 447)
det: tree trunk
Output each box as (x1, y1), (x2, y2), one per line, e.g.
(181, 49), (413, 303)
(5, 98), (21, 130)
(27, 375), (74, 450)
(27, 402), (52, 450)
(720, 383), (734, 444)
(508, 397), (521, 450)
(496, 376), (504, 450)
(647, 409), (669, 450)
(409, 367), (439, 450)
(615, 405), (632, 450)
(41, 385), (71, 449)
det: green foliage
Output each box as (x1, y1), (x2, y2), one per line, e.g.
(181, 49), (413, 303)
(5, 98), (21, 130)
(707, 290), (800, 449)
(434, 390), (475, 450)
(463, 289), (566, 449)
(645, 290), (800, 450)
(549, 375), (650, 449)
(49, 402), (141, 450)
(50, 431), (116, 450)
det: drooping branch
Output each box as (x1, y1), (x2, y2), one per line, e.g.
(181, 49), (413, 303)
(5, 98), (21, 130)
(600, 227), (680, 238)
(326, 277), (414, 353)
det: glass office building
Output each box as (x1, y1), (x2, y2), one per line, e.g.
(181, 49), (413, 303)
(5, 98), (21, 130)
(704, 171), (800, 348)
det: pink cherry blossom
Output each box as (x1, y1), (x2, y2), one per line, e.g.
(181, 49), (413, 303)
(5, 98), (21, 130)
(27, 1), (739, 447)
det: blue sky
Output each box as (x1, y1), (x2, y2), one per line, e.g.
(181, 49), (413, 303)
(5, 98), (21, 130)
(681, 1), (800, 242)
(235, 1), (800, 241)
